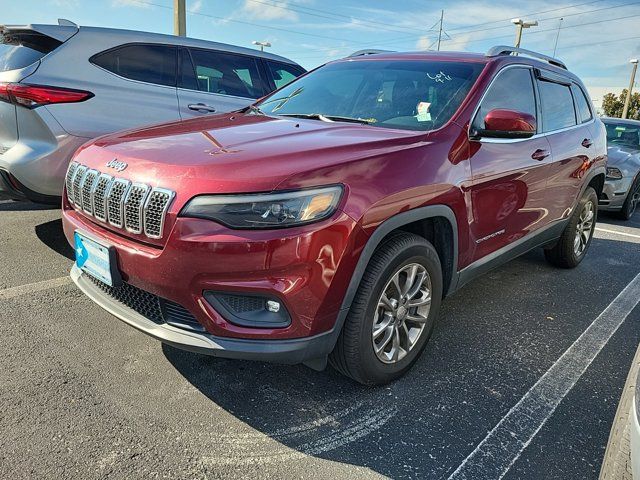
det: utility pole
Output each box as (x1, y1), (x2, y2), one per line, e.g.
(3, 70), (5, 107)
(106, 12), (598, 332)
(437, 10), (444, 52)
(552, 18), (563, 57)
(511, 18), (538, 49)
(622, 58), (639, 119)
(174, 0), (186, 37)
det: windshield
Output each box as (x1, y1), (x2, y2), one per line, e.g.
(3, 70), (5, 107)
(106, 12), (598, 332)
(255, 59), (484, 131)
(604, 120), (640, 150)
(0, 31), (61, 72)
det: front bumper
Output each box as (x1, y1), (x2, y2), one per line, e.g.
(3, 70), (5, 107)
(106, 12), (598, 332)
(599, 176), (634, 211)
(71, 265), (341, 363)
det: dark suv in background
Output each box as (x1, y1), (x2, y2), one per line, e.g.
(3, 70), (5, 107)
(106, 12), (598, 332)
(62, 46), (606, 385)
(0, 20), (304, 203)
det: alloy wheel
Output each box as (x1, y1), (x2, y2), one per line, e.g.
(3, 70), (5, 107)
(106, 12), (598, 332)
(574, 200), (594, 256)
(371, 263), (432, 364)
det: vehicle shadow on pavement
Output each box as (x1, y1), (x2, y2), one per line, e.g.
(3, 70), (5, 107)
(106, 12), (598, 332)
(35, 219), (75, 260)
(161, 234), (640, 479)
(0, 200), (59, 212)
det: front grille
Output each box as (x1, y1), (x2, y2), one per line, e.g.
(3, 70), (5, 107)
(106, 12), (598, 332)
(65, 162), (78, 200)
(72, 165), (88, 206)
(81, 169), (99, 214)
(86, 274), (202, 331)
(124, 184), (150, 234)
(65, 162), (174, 240)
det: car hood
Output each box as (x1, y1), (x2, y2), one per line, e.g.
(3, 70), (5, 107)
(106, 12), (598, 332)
(76, 113), (423, 195)
(606, 144), (640, 177)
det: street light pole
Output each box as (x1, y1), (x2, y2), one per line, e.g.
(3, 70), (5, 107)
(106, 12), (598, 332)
(511, 18), (538, 48)
(622, 59), (639, 119)
(174, 0), (186, 37)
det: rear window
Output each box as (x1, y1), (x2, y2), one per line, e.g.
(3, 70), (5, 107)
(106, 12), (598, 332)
(538, 80), (577, 132)
(266, 61), (304, 89)
(0, 31), (61, 72)
(91, 44), (177, 87)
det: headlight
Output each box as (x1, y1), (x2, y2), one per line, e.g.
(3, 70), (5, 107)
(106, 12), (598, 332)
(181, 186), (343, 229)
(606, 167), (623, 180)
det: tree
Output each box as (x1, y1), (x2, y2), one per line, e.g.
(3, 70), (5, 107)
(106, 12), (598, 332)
(602, 89), (640, 119)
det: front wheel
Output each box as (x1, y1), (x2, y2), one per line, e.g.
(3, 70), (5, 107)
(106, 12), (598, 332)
(329, 232), (443, 385)
(544, 186), (598, 268)
(615, 176), (640, 221)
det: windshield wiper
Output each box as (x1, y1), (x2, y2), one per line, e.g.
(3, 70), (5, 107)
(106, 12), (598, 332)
(278, 113), (374, 125)
(240, 104), (264, 115)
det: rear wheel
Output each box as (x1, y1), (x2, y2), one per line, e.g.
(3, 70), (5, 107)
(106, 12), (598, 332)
(615, 176), (640, 221)
(544, 187), (598, 268)
(329, 232), (442, 385)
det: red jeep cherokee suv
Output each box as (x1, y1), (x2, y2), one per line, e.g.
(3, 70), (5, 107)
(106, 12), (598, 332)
(62, 47), (606, 385)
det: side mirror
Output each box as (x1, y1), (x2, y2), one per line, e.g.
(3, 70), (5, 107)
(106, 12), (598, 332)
(472, 109), (536, 139)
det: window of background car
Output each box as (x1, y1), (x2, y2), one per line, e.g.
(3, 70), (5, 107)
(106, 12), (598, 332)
(91, 44), (176, 87)
(605, 121), (640, 150)
(0, 31), (62, 72)
(266, 61), (304, 89)
(571, 84), (593, 124)
(183, 49), (265, 99)
(538, 79), (577, 132)
(471, 67), (537, 132)
(256, 60), (484, 131)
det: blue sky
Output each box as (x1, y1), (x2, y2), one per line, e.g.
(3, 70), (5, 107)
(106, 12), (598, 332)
(3, 0), (640, 108)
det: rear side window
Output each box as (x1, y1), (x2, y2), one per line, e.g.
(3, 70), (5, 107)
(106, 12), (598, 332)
(571, 84), (593, 124)
(183, 48), (265, 99)
(0, 31), (61, 72)
(91, 44), (177, 87)
(266, 61), (304, 89)
(472, 67), (537, 132)
(538, 80), (576, 132)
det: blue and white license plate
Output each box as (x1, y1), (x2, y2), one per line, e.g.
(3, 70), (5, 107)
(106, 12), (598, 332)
(74, 231), (115, 286)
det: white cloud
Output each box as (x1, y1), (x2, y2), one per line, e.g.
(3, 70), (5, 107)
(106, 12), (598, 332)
(240, 0), (299, 21)
(49, 0), (80, 7)
(111, 0), (150, 8)
(189, 0), (203, 13)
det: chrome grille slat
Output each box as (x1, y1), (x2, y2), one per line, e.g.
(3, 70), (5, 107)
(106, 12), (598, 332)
(124, 183), (150, 234)
(144, 188), (175, 239)
(107, 179), (131, 229)
(72, 165), (88, 207)
(92, 174), (113, 222)
(81, 169), (99, 214)
(65, 162), (78, 202)
(69, 163), (174, 239)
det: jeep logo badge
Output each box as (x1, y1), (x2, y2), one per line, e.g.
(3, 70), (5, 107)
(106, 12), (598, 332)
(106, 158), (128, 172)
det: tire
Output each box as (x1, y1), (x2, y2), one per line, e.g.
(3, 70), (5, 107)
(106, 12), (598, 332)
(614, 175), (640, 221)
(329, 232), (443, 385)
(544, 186), (598, 269)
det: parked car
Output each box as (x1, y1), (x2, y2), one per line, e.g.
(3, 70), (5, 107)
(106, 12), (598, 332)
(0, 20), (305, 204)
(599, 117), (640, 220)
(61, 46), (606, 385)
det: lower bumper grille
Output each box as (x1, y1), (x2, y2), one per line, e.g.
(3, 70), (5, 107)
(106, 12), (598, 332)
(86, 274), (205, 332)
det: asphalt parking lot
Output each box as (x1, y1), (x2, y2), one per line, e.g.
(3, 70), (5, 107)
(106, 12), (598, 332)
(1, 199), (639, 480)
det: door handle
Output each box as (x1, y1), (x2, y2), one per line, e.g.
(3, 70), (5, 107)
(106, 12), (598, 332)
(581, 138), (593, 148)
(531, 149), (550, 161)
(188, 103), (217, 113)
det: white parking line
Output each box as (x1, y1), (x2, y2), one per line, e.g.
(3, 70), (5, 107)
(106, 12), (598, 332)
(0, 276), (72, 301)
(595, 227), (640, 240)
(448, 272), (640, 480)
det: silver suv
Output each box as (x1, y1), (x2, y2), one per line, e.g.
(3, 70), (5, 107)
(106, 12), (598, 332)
(0, 21), (305, 203)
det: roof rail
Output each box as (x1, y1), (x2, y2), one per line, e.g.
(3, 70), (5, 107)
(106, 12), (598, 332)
(486, 45), (567, 70)
(348, 49), (394, 58)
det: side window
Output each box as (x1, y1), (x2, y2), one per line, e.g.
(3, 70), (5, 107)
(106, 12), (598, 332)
(266, 61), (305, 89)
(472, 67), (536, 132)
(178, 48), (198, 91)
(188, 49), (265, 99)
(571, 84), (593, 124)
(538, 79), (577, 132)
(91, 44), (176, 87)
